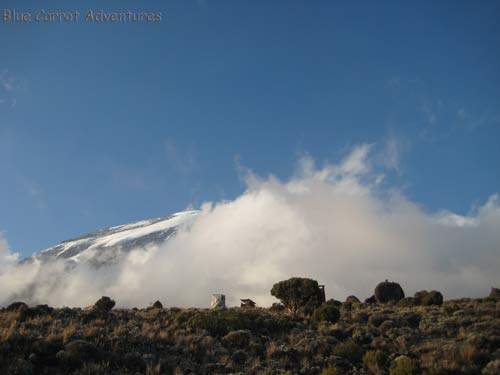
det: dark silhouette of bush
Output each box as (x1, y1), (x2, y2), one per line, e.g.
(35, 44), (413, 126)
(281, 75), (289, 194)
(365, 295), (377, 304)
(414, 290), (443, 306)
(223, 330), (251, 349)
(270, 302), (285, 312)
(92, 296), (115, 314)
(374, 281), (405, 303)
(270, 277), (324, 315)
(151, 300), (163, 309)
(332, 339), (363, 364)
(363, 350), (389, 374)
(345, 295), (360, 304)
(398, 297), (416, 307)
(369, 313), (388, 327)
(389, 355), (419, 375)
(311, 300), (340, 326)
(5, 301), (28, 312)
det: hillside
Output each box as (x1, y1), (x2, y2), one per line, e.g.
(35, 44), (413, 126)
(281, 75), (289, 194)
(1, 286), (499, 374)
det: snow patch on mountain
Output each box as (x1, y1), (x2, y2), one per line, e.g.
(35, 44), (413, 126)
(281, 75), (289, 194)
(29, 210), (199, 266)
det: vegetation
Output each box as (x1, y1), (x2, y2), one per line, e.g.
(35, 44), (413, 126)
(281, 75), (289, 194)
(270, 277), (324, 315)
(0, 279), (498, 374)
(310, 300), (340, 326)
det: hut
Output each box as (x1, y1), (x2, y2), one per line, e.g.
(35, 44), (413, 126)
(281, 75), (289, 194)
(240, 298), (256, 308)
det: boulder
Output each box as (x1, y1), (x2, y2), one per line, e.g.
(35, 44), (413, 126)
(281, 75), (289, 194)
(374, 280), (404, 303)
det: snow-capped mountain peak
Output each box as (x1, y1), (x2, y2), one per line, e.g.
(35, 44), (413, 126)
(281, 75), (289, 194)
(29, 210), (199, 267)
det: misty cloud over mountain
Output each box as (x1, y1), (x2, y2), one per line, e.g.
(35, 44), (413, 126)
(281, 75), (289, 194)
(1, 145), (499, 307)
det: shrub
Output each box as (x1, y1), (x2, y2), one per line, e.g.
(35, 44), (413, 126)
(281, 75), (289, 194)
(363, 350), (388, 374)
(414, 290), (443, 306)
(398, 297), (416, 307)
(5, 301), (28, 312)
(389, 355), (418, 375)
(332, 339), (363, 363)
(92, 296), (115, 314)
(369, 313), (388, 327)
(365, 295), (377, 304)
(151, 300), (163, 309)
(311, 302), (340, 326)
(270, 277), (323, 315)
(404, 313), (421, 329)
(223, 330), (251, 348)
(270, 303), (285, 312)
(320, 367), (340, 375)
(374, 280), (405, 303)
(345, 295), (360, 304)
(187, 309), (294, 337)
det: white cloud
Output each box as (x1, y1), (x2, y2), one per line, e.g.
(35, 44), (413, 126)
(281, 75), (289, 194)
(1, 146), (499, 308)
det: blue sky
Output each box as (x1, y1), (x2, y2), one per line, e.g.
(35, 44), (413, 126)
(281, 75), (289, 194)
(1, 0), (499, 257)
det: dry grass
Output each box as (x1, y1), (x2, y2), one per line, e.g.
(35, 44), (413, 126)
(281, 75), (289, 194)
(0, 297), (497, 374)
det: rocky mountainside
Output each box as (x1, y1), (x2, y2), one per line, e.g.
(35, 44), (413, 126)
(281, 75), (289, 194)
(25, 210), (199, 268)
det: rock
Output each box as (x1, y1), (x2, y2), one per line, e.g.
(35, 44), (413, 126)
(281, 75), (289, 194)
(92, 296), (115, 314)
(374, 280), (405, 303)
(152, 300), (163, 309)
(488, 287), (500, 299)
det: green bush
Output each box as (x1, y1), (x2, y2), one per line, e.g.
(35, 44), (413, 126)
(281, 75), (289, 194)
(270, 277), (324, 315)
(311, 302), (340, 326)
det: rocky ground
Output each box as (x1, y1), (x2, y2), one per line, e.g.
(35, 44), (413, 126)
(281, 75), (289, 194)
(1, 293), (499, 374)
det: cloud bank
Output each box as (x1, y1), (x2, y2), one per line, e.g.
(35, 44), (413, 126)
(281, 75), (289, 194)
(1, 145), (499, 308)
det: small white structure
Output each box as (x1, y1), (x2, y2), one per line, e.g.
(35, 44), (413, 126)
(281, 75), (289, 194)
(210, 294), (226, 309)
